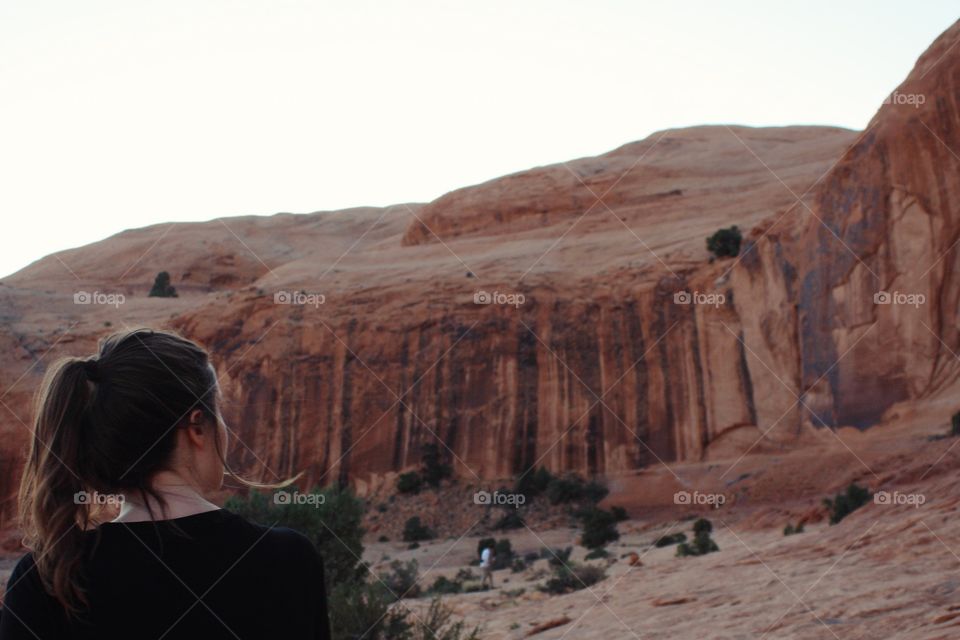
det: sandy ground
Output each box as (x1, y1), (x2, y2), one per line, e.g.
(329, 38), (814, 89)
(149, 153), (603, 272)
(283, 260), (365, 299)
(360, 403), (960, 640)
(373, 481), (960, 640)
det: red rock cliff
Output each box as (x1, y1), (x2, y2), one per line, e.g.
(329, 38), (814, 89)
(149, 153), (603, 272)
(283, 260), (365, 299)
(1, 21), (959, 514)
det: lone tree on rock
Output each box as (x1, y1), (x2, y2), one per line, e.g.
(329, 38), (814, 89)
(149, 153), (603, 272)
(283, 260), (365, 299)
(706, 225), (742, 258)
(148, 271), (178, 298)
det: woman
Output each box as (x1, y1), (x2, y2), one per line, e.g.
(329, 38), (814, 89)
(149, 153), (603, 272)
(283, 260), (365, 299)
(0, 329), (331, 639)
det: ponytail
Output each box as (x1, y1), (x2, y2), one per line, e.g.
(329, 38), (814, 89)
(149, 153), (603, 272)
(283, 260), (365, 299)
(18, 358), (100, 614)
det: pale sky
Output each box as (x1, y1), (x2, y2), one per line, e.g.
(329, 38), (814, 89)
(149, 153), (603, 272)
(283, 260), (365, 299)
(1, 1), (957, 278)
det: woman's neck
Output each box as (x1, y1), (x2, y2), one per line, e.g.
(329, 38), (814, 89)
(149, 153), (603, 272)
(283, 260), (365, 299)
(113, 471), (220, 523)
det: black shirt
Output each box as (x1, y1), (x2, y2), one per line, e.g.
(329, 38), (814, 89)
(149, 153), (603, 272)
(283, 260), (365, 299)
(0, 509), (331, 640)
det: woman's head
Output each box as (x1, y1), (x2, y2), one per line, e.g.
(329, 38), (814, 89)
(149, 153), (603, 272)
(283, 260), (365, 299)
(19, 328), (228, 612)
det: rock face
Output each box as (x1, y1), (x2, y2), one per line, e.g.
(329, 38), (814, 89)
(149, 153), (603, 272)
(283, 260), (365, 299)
(1, 21), (959, 517)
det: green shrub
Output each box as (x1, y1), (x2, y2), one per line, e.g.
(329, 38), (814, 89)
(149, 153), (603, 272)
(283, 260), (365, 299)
(706, 225), (742, 258)
(394, 596), (482, 640)
(454, 568), (478, 583)
(653, 532), (687, 548)
(516, 466), (554, 497)
(545, 473), (608, 505)
(542, 546), (573, 567)
(402, 516), (435, 542)
(583, 480), (609, 504)
(541, 563), (606, 595)
(693, 518), (713, 536)
(328, 580), (409, 640)
(577, 507), (620, 549)
(428, 575), (463, 595)
(675, 518), (719, 557)
(584, 548), (610, 560)
(379, 559), (421, 600)
(676, 533), (719, 557)
(610, 506), (629, 522)
(396, 472), (423, 495)
(493, 510), (524, 530)
(952, 411), (960, 437)
(148, 271), (178, 297)
(783, 522), (804, 536)
(546, 474), (584, 504)
(823, 483), (871, 524)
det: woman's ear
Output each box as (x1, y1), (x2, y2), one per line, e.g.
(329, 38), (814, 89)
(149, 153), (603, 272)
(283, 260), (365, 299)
(184, 409), (208, 448)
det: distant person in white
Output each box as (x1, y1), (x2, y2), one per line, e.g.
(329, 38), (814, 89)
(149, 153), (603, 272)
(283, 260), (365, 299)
(480, 544), (495, 588)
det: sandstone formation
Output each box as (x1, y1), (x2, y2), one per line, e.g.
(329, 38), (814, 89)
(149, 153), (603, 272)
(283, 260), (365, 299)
(1, 21), (959, 524)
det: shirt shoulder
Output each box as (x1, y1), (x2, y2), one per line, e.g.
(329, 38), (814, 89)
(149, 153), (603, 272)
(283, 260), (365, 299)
(1, 552), (69, 639)
(220, 510), (321, 564)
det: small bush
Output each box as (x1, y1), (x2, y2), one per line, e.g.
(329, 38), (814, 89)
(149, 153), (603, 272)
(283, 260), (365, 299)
(493, 510), (524, 530)
(584, 548), (610, 560)
(546, 474), (584, 504)
(952, 411), (960, 437)
(676, 518), (719, 557)
(148, 271), (178, 298)
(610, 506), (629, 522)
(541, 563), (606, 595)
(542, 546), (573, 567)
(577, 507), (620, 549)
(379, 559), (420, 600)
(653, 532), (687, 548)
(706, 225), (742, 258)
(396, 472), (423, 495)
(328, 580), (409, 640)
(824, 483), (871, 525)
(428, 575), (463, 595)
(783, 522), (805, 536)
(583, 480), (609, 504)
(545, 473), (608, 505)
(511, 557), (527, 573)
(402, 517), (434, 542)
(516, 466), (555, 497)
(693, 518), (713, 536)
(404, 596), (482, 640)
(455, 568), (478, 583)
